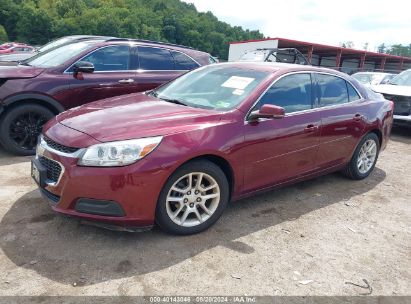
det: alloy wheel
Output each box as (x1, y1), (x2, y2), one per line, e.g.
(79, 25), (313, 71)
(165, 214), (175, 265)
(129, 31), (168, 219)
(9, 111), (47, 151)
(166, 172), (221, 227)
(357, 139), (377, 174)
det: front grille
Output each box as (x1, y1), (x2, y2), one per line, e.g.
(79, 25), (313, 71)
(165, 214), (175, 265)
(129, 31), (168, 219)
(382, 94), (411, 115)
(39, 156), (62, 184)
(43, 136), (79, 154)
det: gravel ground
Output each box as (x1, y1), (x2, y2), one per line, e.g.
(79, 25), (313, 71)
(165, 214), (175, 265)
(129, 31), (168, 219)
(0, 127), (410, 296)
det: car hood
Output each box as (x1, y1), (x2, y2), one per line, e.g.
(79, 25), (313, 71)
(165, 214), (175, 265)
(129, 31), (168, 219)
(0, 64), (44, 79)
(371, 84), (411, 97)
(57, 93), (224, 142)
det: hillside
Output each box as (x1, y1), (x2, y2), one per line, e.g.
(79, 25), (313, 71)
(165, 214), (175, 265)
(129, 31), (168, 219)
(0, 0), (265, 59)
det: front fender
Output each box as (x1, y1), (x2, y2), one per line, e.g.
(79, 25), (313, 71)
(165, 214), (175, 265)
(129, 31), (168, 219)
(2, 93), (65, 113)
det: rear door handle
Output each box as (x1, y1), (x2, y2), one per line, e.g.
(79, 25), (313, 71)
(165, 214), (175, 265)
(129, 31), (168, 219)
(118, 79), (135, 84)
(304, 124), (318, 132)
(353, 113), (363, 121)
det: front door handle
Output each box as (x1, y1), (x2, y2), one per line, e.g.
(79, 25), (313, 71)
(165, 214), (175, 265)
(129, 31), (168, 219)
(353, 113), (363, 121)
(304, 124), (318, 132)
(118, 79), (135, 84)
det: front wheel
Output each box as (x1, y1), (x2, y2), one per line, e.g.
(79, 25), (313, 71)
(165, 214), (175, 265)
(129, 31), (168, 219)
(342, 133), (380, 180)
(0, 103), (54, 155)
(155, 160), (229, 235)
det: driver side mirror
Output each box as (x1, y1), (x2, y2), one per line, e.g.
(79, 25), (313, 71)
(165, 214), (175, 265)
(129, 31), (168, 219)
(248, 104), (285, 121)
(73, 61), (95, 74)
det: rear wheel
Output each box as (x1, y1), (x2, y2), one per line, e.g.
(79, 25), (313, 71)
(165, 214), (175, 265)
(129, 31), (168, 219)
(342, 133), (380, 180)
(155, 160), (229, 235)
(0, 103), (54, 155)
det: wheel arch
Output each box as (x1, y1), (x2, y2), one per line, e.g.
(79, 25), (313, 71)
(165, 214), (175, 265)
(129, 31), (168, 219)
(347, 128), (383, 164)
(2, 94), (65, 116)
(171, 154), (235, 201)
(368, 128), (383, 147)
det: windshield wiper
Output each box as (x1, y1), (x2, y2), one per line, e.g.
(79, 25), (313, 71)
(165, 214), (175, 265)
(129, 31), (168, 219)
(18, 61), (31, 66)
(160, 97), (188, 106)
(151, 92), (188, 106)
(148, 90), (158, 97)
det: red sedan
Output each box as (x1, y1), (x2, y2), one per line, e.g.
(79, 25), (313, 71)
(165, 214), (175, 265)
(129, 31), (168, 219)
(32, 63), (394, 235)
(0, 43), (35, 54)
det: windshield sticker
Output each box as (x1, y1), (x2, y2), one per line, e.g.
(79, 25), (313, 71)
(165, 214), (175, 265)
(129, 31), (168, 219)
(216, 101), (231, 108)
(222, 76), (255, 90)
(232, 89), (244, 96)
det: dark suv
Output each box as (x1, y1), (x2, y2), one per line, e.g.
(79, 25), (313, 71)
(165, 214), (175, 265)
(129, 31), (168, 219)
(0, 38), (213, 155)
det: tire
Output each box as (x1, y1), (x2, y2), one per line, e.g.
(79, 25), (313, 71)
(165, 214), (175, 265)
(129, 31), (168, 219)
(155, 160), (229, 235)
(342, 133), (380, 180)
(0, 103), (54, 156)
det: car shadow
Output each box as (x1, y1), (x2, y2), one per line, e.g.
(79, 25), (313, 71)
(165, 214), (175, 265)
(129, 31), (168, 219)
(0, 168), (386, 286)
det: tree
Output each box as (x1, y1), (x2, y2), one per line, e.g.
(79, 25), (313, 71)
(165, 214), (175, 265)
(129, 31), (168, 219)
(387, 44), (411, 57)
(377, 43), (386, 53)
(0, 0), (265, 60)
(55, 0), (87, 18)
(340, 41), (354, 49)
(16, 3), (54, 44)
(0, 0), (20, 40)
(162, 25), (177, 43)
(0, 25), (9, 43)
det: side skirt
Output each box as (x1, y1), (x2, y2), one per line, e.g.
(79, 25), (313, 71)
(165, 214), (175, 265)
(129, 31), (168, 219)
(232, 163), (347, 202)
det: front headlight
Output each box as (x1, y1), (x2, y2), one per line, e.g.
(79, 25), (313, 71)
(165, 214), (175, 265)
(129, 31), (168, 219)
(78, 136), (163, 167)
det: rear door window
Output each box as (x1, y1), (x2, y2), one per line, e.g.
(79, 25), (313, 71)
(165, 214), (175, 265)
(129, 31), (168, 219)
(347, 82), (361, 101)
(316, 74), (349, 107)
(138, 47), (174, 70)
(171, 51), (199, 70)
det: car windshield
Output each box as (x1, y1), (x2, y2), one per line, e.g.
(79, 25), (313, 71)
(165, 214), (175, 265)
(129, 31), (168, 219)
(38, 37), (78, 53)
(23, 41), (100, 68)
(352, 73), (372, 84)
(353, 73), (388, 85)
(390, 70), (411, 86)
(152, 65), (270, 110)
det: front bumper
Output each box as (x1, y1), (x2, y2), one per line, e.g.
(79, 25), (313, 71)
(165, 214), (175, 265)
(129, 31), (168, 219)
(381, 93), (411, 124)
(33, 134), (172, 228)
(393, 114), (411, 123)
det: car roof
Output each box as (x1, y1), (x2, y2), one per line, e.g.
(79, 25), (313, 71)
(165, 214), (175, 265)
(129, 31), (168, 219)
(353, 72), (392, 75)
(215, 61), (348, 76)
(80, 38), (211, 57)
(104, 38), (194, 50)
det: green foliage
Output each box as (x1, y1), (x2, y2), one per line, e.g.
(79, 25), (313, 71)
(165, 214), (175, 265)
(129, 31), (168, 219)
(0, 25), (9, 42)
(386, 44), (411, 57)
(377, 43), (386, 54)
(377, 43), (411, 57)
(0, 0), (264, 59)
(15, 2), (54, 44)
